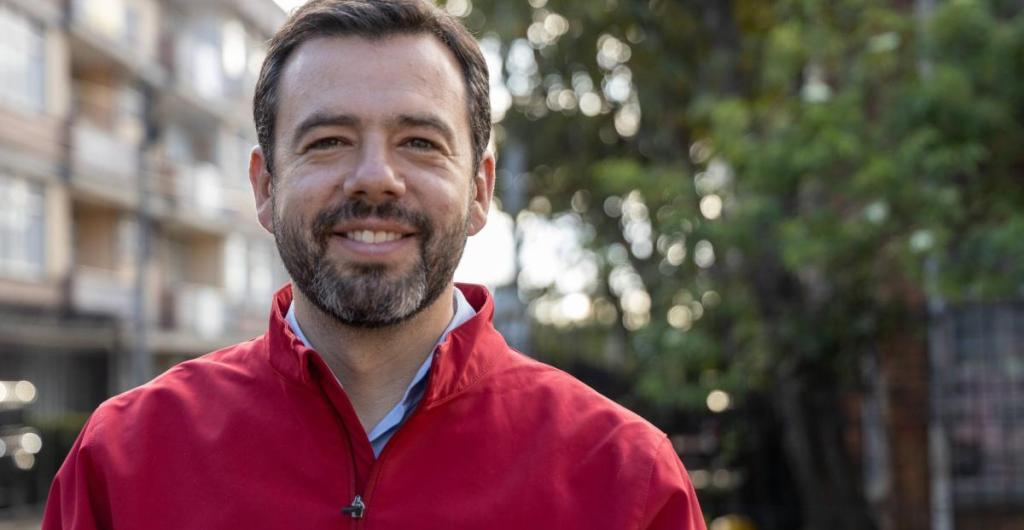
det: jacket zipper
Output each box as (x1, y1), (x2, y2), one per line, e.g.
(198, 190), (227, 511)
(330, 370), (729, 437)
(341, 495), (365, 519)
(340, 380), (435, 527)
(311, 359), (374, 526)
(323, 345), (441, 527)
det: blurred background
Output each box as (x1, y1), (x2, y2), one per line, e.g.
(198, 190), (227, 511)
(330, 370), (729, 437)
(1, 0), (1022, 528)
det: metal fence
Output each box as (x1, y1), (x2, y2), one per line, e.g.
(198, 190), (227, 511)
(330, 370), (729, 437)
(929, 302), (1024, 530)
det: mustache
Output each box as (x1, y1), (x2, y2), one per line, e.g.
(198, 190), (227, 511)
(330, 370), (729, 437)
(310, 199), (431, 241)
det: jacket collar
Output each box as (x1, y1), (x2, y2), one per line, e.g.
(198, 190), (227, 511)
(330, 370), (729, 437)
(263, 282), (507, 404)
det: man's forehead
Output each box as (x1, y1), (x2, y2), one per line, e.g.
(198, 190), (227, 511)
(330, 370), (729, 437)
(281, 33), (464, 95)
(277, 33), (467, 123)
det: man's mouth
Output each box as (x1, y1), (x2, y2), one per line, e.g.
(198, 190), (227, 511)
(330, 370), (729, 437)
(343, 230), (407, 244)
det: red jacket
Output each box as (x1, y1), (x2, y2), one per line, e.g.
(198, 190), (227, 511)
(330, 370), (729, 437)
(44, 284), (705, 529)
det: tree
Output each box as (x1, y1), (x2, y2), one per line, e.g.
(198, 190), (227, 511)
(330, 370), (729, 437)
(464, 0), (1024, 528)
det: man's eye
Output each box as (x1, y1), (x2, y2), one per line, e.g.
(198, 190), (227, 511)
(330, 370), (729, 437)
(308, 137), (345, 150)
(405, 137), (438, 151)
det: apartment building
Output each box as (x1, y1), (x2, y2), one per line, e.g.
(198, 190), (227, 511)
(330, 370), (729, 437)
(0, 0), (288, 514)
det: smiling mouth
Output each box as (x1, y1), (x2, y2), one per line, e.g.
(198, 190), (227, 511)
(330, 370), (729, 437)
(342, 230), (410, 243)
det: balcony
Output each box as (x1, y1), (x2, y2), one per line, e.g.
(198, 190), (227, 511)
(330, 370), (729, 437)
(0, 277), (62, 309)
(70, 120), (141, 207)
(6, 0), (62, 25)
(171, 283), (226, 339)
(175, 163), (224, 217)
(221, 183), (256, 220)
(0, 107), (63, 176)
(151, 283), (234, 355)
(71, 266), (134, 318)
(67, 0), (165, 85)
(157, 14), (265, 129)
(152, 160), (260, 237)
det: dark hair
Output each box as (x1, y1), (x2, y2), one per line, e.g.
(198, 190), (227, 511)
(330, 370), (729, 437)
(253, 0), (491, 175)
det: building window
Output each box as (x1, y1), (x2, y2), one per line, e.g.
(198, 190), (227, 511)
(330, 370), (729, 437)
(217, 130), (253, 189)
(248, 241), (275, 301)
(0, 4), (45, 114)
(74, 0), (126, 44)
(0, 175), (46, 279)
(124, 4), (139, 51)
(224, 236), (277, 303)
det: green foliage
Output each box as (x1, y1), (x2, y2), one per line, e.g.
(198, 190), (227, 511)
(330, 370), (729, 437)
(466, 0), (1024, 416)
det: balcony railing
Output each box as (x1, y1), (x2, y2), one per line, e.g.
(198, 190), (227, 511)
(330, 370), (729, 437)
(71, 120), (140, 183)
(175, 163), (224, 215)
(161, 283), (226, 339)
(71, 266), (134, 317)
(69, 0), (159, 63)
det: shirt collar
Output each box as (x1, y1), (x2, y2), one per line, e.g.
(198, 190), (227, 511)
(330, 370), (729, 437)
(264, 283), (504, 405)
(284, 287), (478, 455)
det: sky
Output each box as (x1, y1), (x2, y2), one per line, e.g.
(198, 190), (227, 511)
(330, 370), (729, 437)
(272, 0), (304, 13)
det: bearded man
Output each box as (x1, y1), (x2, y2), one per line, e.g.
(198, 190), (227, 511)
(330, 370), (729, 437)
(43, 1), (705, 528)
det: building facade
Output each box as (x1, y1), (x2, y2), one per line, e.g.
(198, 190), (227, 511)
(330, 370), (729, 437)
(0, 0), (288, 517)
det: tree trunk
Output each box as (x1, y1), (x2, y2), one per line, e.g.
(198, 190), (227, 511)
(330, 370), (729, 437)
(776, 369), (878, 530)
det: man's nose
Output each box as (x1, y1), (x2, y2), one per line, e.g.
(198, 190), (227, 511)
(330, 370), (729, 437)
(343, 141), (405, 203)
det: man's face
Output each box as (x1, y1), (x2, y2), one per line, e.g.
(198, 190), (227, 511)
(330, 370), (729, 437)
(250, 34), (493, 327)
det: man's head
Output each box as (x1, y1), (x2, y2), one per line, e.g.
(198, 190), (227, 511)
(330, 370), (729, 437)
(248, 0), (495, 328)
(253, 0), (491, 176)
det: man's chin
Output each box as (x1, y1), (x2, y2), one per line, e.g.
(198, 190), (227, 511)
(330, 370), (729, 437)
(303, 266), (430, 327)
(331, 308), (423, 329)
(329, 256), (416, 278)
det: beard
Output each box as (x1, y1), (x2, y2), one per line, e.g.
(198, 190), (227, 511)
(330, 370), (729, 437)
(273, 198), (470, 328)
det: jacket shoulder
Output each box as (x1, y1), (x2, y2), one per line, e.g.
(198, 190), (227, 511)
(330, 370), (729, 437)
(81, 337), (266, 446)
(468, 349), (705, 528)
(478, 348), (670, 457)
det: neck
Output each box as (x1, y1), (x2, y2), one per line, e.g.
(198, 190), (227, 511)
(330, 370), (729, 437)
(292, 283), (456, 432)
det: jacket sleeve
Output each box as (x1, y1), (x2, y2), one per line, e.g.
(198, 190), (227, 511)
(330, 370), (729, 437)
(637, 436), (707, 530)
(41, 416), (108, 530)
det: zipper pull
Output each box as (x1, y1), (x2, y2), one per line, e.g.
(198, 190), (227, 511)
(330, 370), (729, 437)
(341, 495), (366, 519)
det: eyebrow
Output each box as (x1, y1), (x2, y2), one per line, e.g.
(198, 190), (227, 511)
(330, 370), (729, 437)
(289, 111), (459, 151)
(290, 112), (360, 150)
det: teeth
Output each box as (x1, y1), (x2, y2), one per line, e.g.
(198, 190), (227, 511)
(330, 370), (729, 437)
(346, 231), (402, 243)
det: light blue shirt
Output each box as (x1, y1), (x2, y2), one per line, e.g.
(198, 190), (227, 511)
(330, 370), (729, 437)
(285, 288), (476, 457)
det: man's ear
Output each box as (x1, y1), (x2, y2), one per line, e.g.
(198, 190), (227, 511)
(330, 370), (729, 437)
(468, 150), (496, 236)
(249, 146), (274, 233)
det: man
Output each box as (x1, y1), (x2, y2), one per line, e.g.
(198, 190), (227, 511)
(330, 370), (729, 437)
(43, 1), (705, 528)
